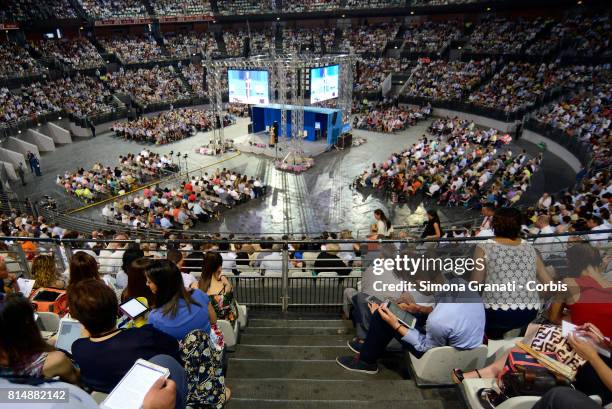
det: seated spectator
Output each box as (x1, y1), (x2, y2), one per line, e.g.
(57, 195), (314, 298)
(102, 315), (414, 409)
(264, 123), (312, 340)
(336, 271), (485, 373)
(314, 244), (348, 275)
(547, 243), (612, 337)
(31, 255), (65, 289)
(471, 207), (553, 339)
(261, 244), (283, 275)
(68, 279), (181, 394)
(166, 249), (197, 289)
(115, 245), (145, 290)
(196, 252), (239, 326)
(144, 259), (229, 406)
(0, 294), (78, 382)
(145, 259), (216, 340)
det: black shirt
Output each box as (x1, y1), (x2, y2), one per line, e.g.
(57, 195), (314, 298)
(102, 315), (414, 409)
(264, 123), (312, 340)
(314, 252), (348, 276)
(72, 325), (181, 393)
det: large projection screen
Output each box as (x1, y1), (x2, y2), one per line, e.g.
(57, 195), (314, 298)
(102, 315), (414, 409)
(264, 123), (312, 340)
(228, 69), (270, 104)
(310, 65), (339, 104)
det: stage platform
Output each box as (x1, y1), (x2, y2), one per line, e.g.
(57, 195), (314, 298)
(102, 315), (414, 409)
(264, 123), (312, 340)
(233, 131), (329, 159)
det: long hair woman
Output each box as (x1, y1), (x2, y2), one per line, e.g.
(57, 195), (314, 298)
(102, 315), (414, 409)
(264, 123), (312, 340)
(0, 294), (78, 382)
(197, 252), (239, 325)
(68, 251), (99, 287)
(31, 255), (65, 289)
(145, 259), (230, 407)
(374, 209), (393, 237)
(421, 209), (443, 240)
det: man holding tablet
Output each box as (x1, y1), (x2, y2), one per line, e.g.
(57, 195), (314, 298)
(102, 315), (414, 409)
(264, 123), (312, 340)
(337, 274), (486, 374)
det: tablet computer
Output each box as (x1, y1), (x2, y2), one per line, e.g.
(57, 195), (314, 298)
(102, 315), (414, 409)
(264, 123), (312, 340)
(385, 302), (417, 329)
(55, 318), (84, 354)
(365, 295), (384, 305)
(101, 359), (170, 409)
(119, 298), (149, 320)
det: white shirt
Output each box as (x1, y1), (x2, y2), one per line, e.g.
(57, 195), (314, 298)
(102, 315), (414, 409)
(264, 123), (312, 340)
(261, 252), (282, 274)
(221, 252), (237, 272)
(182, 272), (197, 288)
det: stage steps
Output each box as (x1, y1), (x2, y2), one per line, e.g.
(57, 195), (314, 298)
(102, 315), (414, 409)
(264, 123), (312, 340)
(225, 318), (462, 409)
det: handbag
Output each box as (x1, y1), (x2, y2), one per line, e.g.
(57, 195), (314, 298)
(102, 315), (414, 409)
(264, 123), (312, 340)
(498, 348), (571, 398)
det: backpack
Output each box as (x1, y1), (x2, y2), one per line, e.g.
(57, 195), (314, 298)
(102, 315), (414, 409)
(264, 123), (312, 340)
(30, 288), (69, 317)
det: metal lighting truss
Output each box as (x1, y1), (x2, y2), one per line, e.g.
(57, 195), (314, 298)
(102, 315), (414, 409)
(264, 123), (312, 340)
(205, 54), (354, 162)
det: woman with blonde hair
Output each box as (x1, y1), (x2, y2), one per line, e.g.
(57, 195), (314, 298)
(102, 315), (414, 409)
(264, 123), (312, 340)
(31, 255), (65, 289)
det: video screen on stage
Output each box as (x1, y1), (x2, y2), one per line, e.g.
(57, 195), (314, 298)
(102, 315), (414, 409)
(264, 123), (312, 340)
(228, 69), (270, 104)
(310, 65), (339, 104)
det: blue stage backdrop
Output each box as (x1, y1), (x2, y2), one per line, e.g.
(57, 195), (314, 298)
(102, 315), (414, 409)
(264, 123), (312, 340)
(251, 104), (343, 146)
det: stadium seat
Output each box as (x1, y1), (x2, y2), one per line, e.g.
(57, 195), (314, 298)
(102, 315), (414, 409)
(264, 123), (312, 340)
(486, 337), (521, 365)
(237, 303), (247, 329)
(317, 271), (339, 277)
(408, 345), (488, 386)
(217, 319), (239, 349)
(302, 252), (319, 269)
(290, 271), (313, 278)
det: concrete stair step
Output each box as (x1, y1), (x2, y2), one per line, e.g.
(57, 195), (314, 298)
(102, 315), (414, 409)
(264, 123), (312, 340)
(249, 319), (353, 329)
(225, 399), (446, 409)
(227, 379), (420, 401)
(244, 326), (353, 336)
(233, 345), (349, 360)
(227, 358), (404, 380)
(239, 334), (353, 346)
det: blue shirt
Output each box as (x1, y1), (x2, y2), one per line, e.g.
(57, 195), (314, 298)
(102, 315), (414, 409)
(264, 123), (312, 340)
(401, 281), (485, 353)
(149, 289), (212, 340)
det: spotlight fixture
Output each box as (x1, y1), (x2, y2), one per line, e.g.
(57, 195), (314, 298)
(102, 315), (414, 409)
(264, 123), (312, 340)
(276, 17), (280, 20)
(486, 6), (491, 11)
(18, 130), (21, 134)
(458, 46), (462, 50)
(410, 11), (414, 15)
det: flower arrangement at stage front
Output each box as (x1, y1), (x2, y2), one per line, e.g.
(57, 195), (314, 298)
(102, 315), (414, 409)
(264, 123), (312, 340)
(274, 157), (315, 174)
(195, 139), (236, 156)
(352, 137), (367, 147)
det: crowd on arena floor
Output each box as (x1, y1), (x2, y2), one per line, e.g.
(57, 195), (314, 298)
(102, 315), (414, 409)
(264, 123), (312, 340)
(107, 66), (192, 106)
(111, 108), (235, 145)
(355, 117), (539, 208)
(56, 149), (179, 201)
(352, 101), (432, 133)
(101, 170), (266, 230)
(402, 59), (496, 101)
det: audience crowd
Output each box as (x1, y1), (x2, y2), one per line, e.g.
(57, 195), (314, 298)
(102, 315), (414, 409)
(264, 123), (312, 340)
(217, 0), (273, 15)
(355, 117), (539, 209)
(0, 41), (43, 79)
(100, 34), (166, 65)
(401, 20), (461, 53)
(466, 17), (546, 54)
(164, 32), (218, 59)
(344, 23), (400, 54)
(107, 66), (192, 106)
(31, 37), (104, 70)
(403, 59), (495, 101)
(77, 0), (148, 19)
(56, 149), (179, 201)
(467, 63), (590, 114)
(354, 58), (409, 93)
(150, 0), (212, 16)
(352, 102), (431, 133)
(111, 108), (233, 145)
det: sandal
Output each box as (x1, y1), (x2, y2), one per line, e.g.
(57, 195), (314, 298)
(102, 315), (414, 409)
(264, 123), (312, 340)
(477, 388), (505, 409)
(451, 368), (482, 385)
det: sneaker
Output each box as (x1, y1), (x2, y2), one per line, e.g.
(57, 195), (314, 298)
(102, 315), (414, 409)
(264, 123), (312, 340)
(347, 339), (363, 354)
(336, 355), (378, 374)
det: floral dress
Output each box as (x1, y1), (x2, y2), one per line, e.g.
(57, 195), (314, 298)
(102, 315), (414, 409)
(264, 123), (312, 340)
(210, 285), (239, 326)
(179, 329), (227, 409)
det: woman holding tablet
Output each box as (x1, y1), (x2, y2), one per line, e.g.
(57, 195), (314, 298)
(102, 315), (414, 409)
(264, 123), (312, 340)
(0, 293), (78, 383)
(145, 259), (229, 408)
(68, 279), (181, 394)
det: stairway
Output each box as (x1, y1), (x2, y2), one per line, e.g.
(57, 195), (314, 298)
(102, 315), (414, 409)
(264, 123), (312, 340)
(225, 318), (462, 409)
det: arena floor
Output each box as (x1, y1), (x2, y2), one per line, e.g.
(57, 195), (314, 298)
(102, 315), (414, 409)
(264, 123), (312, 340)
(15, 116), (576, 236)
